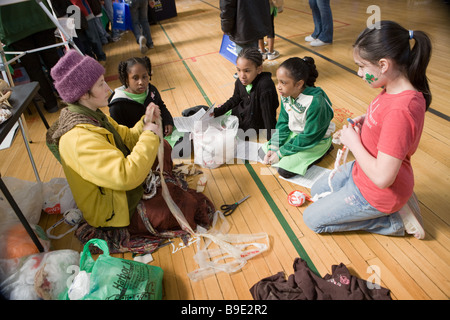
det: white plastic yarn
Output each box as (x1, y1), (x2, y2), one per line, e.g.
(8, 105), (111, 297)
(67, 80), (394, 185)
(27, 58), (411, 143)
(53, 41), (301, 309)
(150, 108), (269, 281)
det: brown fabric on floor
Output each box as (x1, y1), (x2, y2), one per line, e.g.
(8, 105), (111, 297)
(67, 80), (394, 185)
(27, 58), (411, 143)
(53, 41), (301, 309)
(250, 258), (391, 300)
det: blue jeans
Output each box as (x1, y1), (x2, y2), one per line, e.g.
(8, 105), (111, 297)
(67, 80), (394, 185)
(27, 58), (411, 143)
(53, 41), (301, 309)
(309, 0), (333, 43)
(102, 0), (121, 39)
(86, 18), (106, 61)
(129, 0), (153, 46)
(303, 161), (405, 236)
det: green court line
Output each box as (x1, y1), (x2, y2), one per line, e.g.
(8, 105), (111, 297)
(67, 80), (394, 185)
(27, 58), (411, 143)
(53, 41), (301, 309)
(158, 23), (319, 275)
(159, 25), (212, 106)
(245, 163), (319, 275)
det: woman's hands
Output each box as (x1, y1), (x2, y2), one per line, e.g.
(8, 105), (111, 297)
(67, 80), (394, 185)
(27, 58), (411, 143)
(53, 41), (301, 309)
(143, 102), (161, 135)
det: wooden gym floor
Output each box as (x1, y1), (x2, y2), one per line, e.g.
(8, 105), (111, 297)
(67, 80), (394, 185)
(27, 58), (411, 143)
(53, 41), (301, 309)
(1, 0), (449, 300)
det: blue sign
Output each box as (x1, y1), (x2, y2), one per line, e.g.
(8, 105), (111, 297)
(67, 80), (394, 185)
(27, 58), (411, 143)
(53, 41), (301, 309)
(219, 34), (237, 65)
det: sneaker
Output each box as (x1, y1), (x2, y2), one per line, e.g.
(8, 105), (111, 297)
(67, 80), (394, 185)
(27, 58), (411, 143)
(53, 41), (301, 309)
(139, 35), (148, 54)
(266, 50), (280, 60)
(398, 193), (425, 239)
(148, 43), (154, 49)
(305, 35), (316, 42)
(310, 39), (331, 47)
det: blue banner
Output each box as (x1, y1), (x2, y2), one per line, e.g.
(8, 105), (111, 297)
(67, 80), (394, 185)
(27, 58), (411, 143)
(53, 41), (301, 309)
(219, 34), (238, 65)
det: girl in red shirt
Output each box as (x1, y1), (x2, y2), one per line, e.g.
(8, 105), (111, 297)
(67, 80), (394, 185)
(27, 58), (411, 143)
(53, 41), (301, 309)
(303, 21), (431, 239)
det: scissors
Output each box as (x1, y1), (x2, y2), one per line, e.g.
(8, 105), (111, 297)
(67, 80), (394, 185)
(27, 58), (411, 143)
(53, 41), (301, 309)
(220, 195), (251, 216)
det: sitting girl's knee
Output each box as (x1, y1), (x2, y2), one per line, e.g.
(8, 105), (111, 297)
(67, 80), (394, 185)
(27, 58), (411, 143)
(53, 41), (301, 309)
(302, 207), (323, 233)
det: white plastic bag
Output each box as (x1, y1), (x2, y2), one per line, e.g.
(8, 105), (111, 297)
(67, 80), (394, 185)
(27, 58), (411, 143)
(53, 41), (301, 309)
(193, 114), (238, 169)
(0, 177), (43, 226)
(0, 249), (80, 300)
(42, 178), (77, 214)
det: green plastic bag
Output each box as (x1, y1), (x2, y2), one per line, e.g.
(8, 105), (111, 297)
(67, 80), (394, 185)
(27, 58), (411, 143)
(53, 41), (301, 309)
(79, 239), (163, 300)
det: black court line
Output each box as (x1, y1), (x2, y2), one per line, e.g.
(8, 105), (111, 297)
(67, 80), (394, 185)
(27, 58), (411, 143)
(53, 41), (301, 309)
(276, 34), (449, 122)
(199, 0), (448, 121)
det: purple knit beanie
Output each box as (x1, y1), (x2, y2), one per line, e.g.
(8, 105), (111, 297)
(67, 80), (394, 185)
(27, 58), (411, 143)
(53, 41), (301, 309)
(51, 50), (105, 103)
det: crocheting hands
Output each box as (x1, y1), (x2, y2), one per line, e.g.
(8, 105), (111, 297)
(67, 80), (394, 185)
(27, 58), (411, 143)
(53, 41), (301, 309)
(339, 124), (361, 151)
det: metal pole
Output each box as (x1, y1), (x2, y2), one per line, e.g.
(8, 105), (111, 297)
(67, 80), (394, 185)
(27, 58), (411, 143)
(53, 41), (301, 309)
(34, 0), (83, 54)
(18, 116), (41, 182)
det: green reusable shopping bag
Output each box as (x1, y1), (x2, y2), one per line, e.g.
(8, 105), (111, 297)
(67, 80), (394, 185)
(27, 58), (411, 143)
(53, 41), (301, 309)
(79, 239), (163, 300)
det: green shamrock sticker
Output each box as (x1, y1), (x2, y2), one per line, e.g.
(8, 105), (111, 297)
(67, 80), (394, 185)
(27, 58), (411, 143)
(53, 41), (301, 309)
(365, 73), (378, 84)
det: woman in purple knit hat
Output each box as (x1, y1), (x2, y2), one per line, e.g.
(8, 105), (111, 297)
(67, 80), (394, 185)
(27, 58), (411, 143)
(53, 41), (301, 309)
(46, 50), (214, 252)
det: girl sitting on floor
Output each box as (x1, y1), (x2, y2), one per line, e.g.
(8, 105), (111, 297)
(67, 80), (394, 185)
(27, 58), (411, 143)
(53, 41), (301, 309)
(213, 47), (279, 140)
(303, 21), (431, 239)
(109, 56), (174, 137)
(260, 56), (334, 178)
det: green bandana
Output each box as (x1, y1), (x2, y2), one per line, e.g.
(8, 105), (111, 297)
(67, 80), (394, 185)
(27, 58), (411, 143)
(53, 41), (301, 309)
(124, 90), (147, 104)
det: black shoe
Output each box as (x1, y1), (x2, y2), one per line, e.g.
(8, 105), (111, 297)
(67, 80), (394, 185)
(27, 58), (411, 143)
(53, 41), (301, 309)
(181, 105), (209, 117)
(278, 168), (297, 179)
(45, 105), (59, 113)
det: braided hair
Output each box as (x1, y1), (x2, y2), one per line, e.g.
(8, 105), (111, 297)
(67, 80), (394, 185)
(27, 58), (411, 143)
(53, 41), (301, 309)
(237, 47), (263, 68)
(279, 56), (318, 88)
(118, 56), (152, 87)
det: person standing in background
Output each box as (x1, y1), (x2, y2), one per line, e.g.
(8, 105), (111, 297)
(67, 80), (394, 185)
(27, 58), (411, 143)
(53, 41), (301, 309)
(220, 0), (271, 53)
(102, 0), (122, 42)
(258, 0), (284, 61)
(129, 0), (154, 54)
(0, 1), (61, 113)
(305, 0), (333, 47)
(69, 0), (107, 64)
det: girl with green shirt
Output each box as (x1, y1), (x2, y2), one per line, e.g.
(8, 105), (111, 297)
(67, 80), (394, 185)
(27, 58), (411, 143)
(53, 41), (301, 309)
(109, 56), (174, 136)
(261, 57), (334, 178)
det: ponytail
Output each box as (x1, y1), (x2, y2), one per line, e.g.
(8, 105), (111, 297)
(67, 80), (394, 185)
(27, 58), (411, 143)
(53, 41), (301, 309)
(118, 61), (129, 87)
(279, 56), (318, 87)
(408, 30), (432, 109)
(353, 20), (432, 109)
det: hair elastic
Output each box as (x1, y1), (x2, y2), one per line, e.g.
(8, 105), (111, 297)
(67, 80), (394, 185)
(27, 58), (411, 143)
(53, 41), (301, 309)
(409, 30), (414, 39)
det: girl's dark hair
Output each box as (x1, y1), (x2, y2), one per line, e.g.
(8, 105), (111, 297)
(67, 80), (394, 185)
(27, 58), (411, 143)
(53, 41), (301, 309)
(118, 56), (152, 87)
(237, 47), (263, 67)
(279, 56), (318, 87)
(353, 20), (432, 109)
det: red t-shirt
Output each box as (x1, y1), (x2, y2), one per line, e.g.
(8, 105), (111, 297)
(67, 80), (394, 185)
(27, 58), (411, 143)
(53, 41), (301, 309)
(352, 90), (426, 213)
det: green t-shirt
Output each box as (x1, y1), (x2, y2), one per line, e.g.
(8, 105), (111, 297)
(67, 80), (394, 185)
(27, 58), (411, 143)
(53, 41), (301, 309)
(123, 90), (147, 105)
